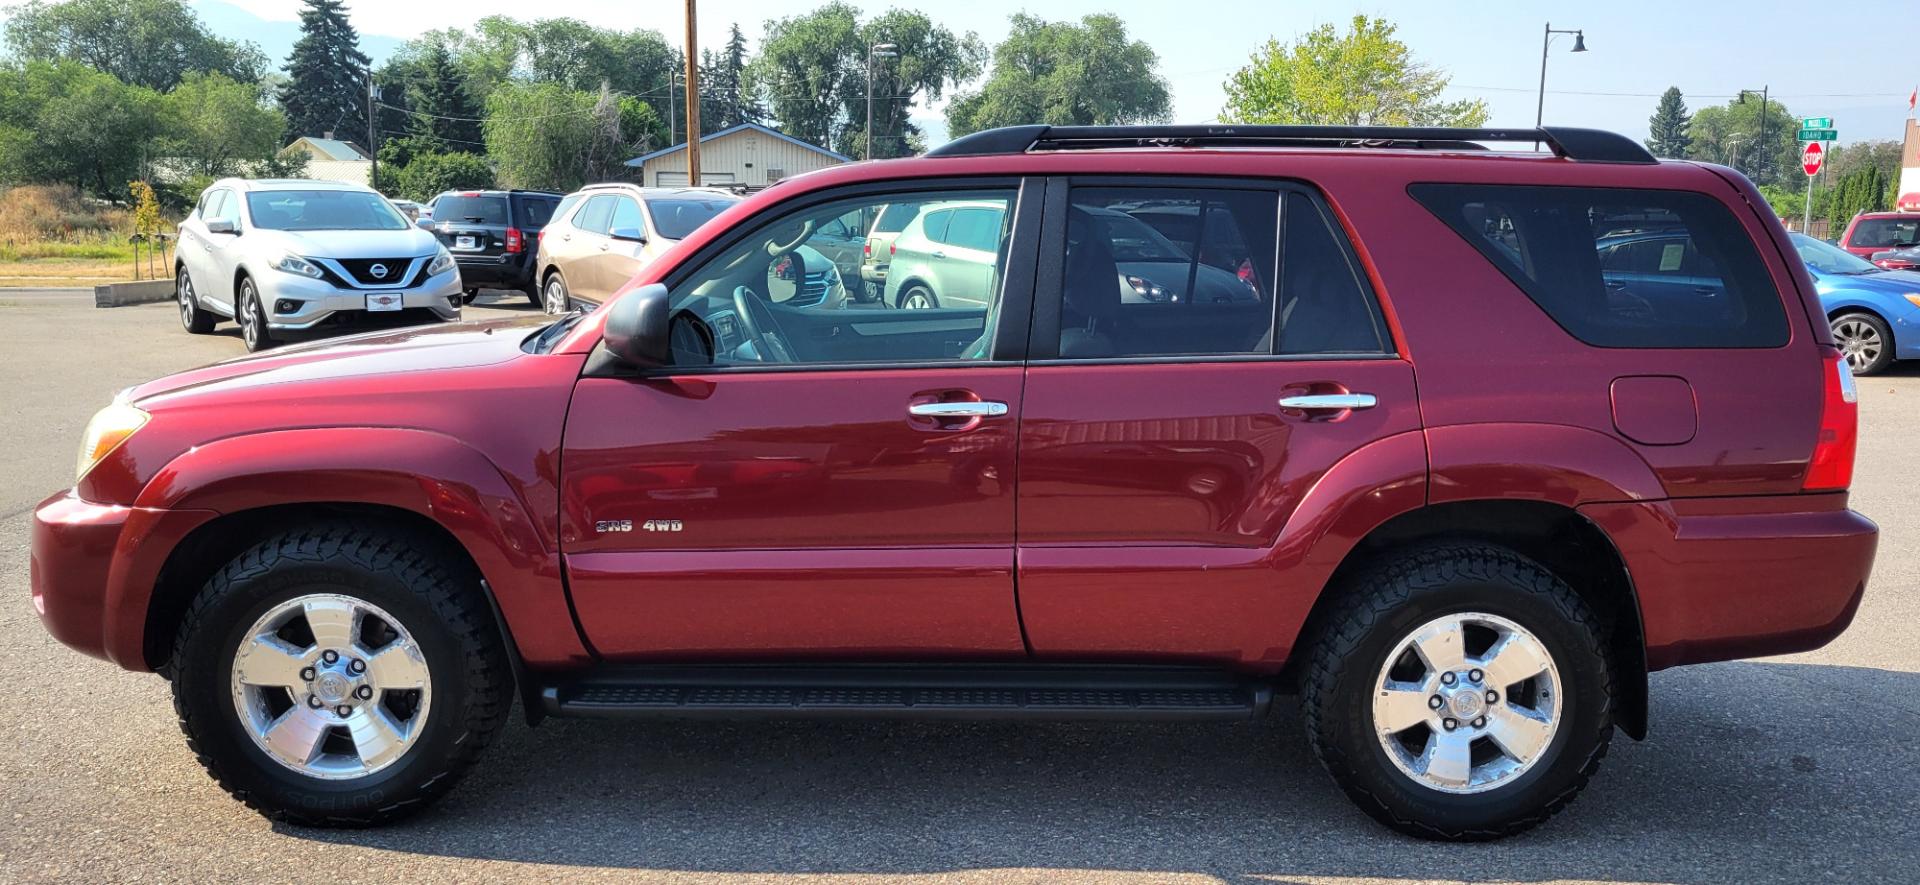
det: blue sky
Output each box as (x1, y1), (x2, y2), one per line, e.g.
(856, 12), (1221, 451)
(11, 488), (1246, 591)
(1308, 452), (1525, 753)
(189, 0), (1920, 146)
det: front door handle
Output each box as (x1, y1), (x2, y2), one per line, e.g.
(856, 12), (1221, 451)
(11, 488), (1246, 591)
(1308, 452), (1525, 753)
(908, 401), (1009, 418)
(1278, 393), (1377, 411)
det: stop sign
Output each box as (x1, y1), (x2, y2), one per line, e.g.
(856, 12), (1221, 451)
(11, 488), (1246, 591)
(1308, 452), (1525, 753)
(1803, 141), (1825, 176)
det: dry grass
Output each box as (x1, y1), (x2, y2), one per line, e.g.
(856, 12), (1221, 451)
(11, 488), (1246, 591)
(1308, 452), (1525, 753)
(0, 185), (176, 284)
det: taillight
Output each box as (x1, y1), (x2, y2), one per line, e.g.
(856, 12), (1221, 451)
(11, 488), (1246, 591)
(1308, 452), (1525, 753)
(505, 227), (523, 254)
(863, 241), (871, 258)
(889, 241), (896, 257)
(1804, 347), (1859, 491)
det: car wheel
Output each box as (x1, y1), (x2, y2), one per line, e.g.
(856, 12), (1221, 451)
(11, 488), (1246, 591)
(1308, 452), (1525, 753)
(461, 289), (479, 306)
(1831, 311), (1893, 376)
(165, 523), (511, 827)
(1301, 543), (1613, 841)
(177, 266), (215, 334)
(237, 278), (273, 353)
(541, 273), (571, 315)
(899, 284), (939, 310)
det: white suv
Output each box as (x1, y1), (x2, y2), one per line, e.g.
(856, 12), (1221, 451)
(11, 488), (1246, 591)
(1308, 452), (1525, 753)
(175, 178), (463, 351)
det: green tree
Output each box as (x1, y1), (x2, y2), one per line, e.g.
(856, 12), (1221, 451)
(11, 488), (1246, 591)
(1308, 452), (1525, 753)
(278, 0), (371, 142)
(2, 0), (267, 90)
(1220, 15), (1485, 127)
(699, 24), (767, 134)
(838, 9), (982, 158)
(408, 41), (484, 149)
(389, 151), (493, 201)
(160, 72), (285, 178)
(946, 13), (1168, 138)
(483, 82), (664, 192)
(751, 3), (861, 149)
(1688, 96), (1800, 187)
(0, 60), (160, 195)
(1646, 87), (1691, 159)
(1828, 165), (1893, 233)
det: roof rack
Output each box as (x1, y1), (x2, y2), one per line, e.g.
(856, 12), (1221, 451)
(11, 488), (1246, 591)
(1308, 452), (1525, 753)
(926, 124), (1657, 165)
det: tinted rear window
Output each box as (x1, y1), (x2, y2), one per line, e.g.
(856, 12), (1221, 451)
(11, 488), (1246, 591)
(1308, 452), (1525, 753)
(434, 195), (508, 225)
(1411, 184), (1788, 349)
(873, 201), (925, 234)
(1848, 217), (1920, 250)
(514, 195), (559, 227)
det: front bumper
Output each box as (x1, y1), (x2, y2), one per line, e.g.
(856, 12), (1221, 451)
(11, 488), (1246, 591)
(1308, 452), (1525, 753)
(31, 491), (216, 670)
(1582, 494), (1878, 670)
(261, 267), (464, 331)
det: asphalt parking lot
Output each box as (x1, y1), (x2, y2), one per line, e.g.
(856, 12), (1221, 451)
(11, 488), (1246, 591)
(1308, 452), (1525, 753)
(1, 289), (1916, 884)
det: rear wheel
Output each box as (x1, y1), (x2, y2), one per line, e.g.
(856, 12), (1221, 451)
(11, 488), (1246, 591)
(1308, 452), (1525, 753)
(461, 288), (480, 305)
(1832, 311), (1893, 375)
(177, 266), (215, 334)
(166, 524), (510, 826)
(541, 273), (571, 315)
(898, 284), (938, 310)
(236, 277), (272, 352)
(1302, 543), (1614, 841)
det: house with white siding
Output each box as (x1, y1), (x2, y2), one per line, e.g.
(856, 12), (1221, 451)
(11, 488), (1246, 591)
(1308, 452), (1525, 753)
(281, 136), (373, 186)
(624, 123), (850, 190)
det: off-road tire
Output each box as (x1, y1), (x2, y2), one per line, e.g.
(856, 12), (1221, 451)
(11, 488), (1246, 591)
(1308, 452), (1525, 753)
(1300, 543), (1615, 841)
(165, 524), (511, 827)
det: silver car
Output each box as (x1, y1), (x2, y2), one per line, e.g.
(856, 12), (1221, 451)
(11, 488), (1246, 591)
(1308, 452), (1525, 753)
(175, 178), (462, 351)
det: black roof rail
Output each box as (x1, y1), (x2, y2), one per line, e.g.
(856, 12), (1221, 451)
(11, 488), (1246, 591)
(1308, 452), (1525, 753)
(926, 124), (1657, 165)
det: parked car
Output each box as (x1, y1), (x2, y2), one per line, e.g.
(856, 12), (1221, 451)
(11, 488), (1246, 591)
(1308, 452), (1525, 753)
(535, 185), (741, 313)
(859, 200), (928, 301)
(422, 189), (562, 305)
(173, 178), (461, 352)
(36, 125), (1875, 842)
(1837, 210), (1920, 259)
(1866, 244), (1920, 271)
(388, 199), (424, 221)
(1791, 232), (1920, 374)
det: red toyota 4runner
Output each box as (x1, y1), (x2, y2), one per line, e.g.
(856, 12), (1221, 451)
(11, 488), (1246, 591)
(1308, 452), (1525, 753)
(31, 125), (1876, 840)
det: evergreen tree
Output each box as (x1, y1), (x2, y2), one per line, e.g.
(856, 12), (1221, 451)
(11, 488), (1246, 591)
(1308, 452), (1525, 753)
(278, 0), (371, 142)
(411, 42), (483, 149)
(708, 23), (763, 131)
(1646, 87), (1691, 159)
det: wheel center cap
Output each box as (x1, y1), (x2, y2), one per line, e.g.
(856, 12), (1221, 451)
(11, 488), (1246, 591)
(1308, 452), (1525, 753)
(1446, 687), (1485, 720)
(314, 671), (352, 704)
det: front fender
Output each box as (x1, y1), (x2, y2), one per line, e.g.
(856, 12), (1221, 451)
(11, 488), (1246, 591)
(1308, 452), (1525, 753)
(110, 426), (588, 669)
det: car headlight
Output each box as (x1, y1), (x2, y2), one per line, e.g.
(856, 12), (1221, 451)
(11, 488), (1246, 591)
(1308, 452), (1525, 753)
(1125, 274), (1175, 302)
(271, 253), (325, 280)
(75, 395), (148, 480)
(428, 247), (455, 277)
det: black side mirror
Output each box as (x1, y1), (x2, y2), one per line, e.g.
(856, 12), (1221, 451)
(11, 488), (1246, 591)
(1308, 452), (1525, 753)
(609, 225), (648, 243)
(602, 283), (671, 368)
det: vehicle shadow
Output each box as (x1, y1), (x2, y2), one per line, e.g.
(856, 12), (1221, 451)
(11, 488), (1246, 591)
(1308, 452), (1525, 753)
(284, 661), (1920, 882)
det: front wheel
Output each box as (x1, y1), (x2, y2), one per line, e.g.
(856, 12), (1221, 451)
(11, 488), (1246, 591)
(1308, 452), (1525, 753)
(166, 524), (511, 826)
(236, 278), (273, 352)
(541, 273), (571, 315)
(1831, 311), (1894, 376)
(1301, 544), (1614, 841)
(461, 288), (480, 305)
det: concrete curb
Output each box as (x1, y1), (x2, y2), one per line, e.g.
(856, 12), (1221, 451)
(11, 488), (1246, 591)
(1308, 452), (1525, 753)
(94, 279), (173, 308)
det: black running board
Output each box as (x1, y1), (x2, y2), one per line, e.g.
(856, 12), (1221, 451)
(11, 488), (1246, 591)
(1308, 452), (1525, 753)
(541, 664), (1272, 721)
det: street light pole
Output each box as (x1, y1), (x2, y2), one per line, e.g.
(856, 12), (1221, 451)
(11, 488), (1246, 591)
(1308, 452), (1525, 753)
(1739, 87), (1771, 183)
(866, 43), (898, 161)
(1535, 22), (1587, 127)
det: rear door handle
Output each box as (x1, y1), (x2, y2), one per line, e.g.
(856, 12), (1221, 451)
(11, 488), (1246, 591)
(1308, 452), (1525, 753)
(1278, 393), (1377, 411)
(908, 401), (1009, 418)
(930, 250), (947, 259)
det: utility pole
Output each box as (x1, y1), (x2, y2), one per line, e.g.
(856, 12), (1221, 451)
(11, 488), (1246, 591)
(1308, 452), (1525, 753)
(683, 0), (701, 186)
(366, 70), (379, 190)
(866, 43), (898, 161)
(666, 67), (676, 146)
(1739, 87), (1771, 182)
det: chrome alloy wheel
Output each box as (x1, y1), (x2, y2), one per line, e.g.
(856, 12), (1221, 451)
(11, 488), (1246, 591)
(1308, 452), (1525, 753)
(238, 283), (260, 350)
(229, 594), (432, 780)
(543, 276), (568, 315)
(1833, 317), (1883, 372)
(1372, 612), (1561, 794)
(177, 269), (196, 328)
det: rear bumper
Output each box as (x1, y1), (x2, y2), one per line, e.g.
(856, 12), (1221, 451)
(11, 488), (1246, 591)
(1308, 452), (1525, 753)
(30, 490), (216, 670)
(1582, 494), (1878, 670)
(454, 254), (534, 289)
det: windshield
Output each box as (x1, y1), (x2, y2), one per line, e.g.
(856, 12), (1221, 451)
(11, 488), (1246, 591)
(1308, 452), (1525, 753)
(1793, 233), (1880, 275)
(648, 198), (736, 240)
(247, 190), (409, 231)
(1848, 217), (1920, 249)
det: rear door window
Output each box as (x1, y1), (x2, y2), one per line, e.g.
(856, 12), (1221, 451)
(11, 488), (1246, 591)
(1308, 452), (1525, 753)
(574, 195), (617, 235)
(1411, 184), (1789, 348)
(433, 195), (508, 225)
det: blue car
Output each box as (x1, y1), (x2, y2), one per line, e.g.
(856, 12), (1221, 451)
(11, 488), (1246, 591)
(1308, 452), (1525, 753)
(1792, 233), (1920, 375)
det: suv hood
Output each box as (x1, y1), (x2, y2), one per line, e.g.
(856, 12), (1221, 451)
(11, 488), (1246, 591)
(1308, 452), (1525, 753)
(252, 227), (441, 259)
(128, 317), (550, 405)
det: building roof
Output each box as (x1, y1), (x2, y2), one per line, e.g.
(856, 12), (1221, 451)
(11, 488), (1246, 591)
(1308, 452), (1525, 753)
(624, 122), (852, 167)
(287, 137), (372, 162)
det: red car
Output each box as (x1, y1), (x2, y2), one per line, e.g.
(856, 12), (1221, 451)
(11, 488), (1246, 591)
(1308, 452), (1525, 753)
(31, 125), (1876, 841)
(1838, 210), (1920, 259)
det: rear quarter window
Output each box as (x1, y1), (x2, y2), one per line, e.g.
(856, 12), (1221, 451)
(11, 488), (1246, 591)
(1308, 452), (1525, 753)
(1410, 184), (1789, 349)
(514, 195), (559, 227)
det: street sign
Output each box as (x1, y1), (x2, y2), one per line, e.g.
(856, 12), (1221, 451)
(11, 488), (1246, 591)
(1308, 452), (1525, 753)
(1798, 128), (1838, 142)
(1803, 141), (1825, 176)
(1803, 117), (1832, 129)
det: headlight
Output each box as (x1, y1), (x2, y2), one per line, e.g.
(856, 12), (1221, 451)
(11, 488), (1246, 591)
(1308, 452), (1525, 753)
(75, 396), (148, 480)
(428, 247), (456, 277)
(1125, 274), (1175, 302)
(272, 253), (325, 279)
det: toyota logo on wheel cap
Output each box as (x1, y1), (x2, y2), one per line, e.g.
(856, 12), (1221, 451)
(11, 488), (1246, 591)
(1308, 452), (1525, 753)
(369, 263), (390, 279)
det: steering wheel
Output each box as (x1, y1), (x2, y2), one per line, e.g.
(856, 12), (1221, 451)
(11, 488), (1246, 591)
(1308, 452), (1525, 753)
(732, 285), (795, 363)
